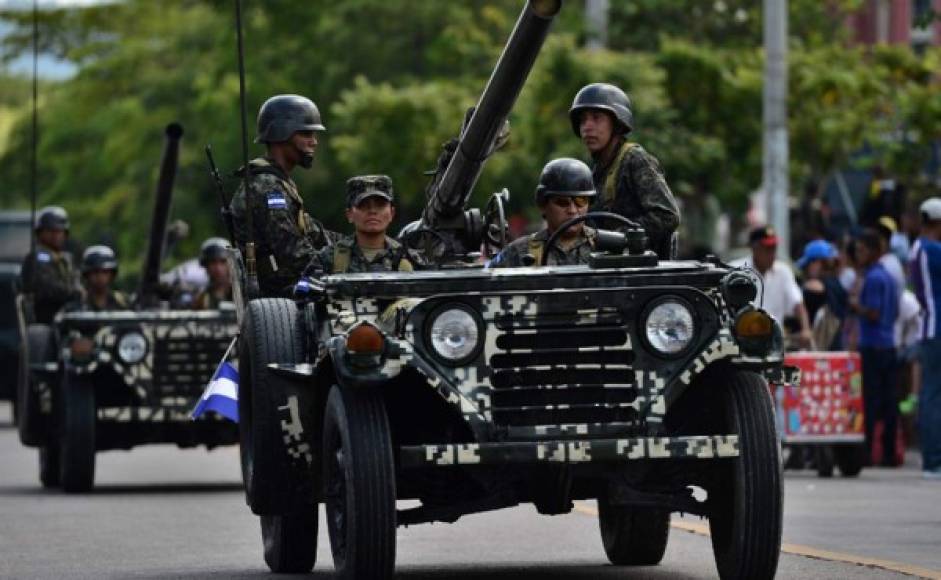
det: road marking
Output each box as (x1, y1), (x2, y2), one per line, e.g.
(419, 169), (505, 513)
(573, 504), (941, 579)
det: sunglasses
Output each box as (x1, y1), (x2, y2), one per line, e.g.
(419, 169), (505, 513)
(549, 196), (591, 209)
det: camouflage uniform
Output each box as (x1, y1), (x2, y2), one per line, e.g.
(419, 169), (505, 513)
(229, 157), (337, 296)
(63, 290), (129, 313)
(304, 235), (417, 276)
(590, 139), (679, 258)
(490, 227), (596, 268)
(192, 286), (233, 310)
(20, 243), (82, 323)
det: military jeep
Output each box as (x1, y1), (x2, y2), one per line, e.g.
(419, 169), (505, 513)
(15, 123), (239, 492)
(233, 3), (792, 579)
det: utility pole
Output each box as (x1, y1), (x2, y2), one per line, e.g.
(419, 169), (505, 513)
(585, 0), (609, 50)
(763, 0), (790, 260)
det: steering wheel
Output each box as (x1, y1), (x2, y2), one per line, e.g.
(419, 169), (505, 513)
(540, 211), (641, 266)
(482, 189), (510, 257)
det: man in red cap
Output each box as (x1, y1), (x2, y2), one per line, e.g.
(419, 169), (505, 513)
(738, 225), (812, 348)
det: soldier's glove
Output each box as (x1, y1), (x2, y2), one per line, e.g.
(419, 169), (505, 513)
(293, 276), (324, 302)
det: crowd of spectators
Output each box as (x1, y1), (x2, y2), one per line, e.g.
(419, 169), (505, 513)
(741, 197), (941, 479)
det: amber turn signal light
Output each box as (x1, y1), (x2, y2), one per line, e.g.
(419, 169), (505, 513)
(346, 323), (385, 354)
(735, 310), (773, 339)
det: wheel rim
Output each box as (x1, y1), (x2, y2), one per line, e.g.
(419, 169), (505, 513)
(325, 430), (348, 563)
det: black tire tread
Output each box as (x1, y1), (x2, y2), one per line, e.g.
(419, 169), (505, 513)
(598, 501), (670, 565)
(709, 370), (782, 580)
(325, 386), (396, 580)
(261, 508), (318, 573)
(59, 376), (96, 493)
(240, 298), (304, 514)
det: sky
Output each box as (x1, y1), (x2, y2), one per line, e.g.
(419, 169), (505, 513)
(0, 1), (117, 78)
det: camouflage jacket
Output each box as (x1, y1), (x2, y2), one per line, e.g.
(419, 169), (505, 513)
(192, 285), (233, 310)
(20, 243), (82, 323)
(303, 235), (419, 277)
(590, 140), (679, 258)
(489, 227), (596, 268)
(63, 290), (130, 313)
(229, 157), (338, 296)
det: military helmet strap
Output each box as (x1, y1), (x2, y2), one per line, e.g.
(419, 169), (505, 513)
(602, 141), (637, 205)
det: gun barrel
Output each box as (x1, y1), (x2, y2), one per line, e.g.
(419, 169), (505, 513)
(138, 122), (184, 302)
(422, 0), (561, 225)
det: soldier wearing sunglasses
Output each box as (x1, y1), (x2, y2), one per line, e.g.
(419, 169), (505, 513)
(489, 158), (597, 268)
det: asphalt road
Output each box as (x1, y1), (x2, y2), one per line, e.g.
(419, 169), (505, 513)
(1, 401), (938, 580)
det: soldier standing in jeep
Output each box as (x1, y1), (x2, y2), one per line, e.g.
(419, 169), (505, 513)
(229, 94), (338, 296)
(20, 206), (82, 323)
(570, 83), (679, 258)
(489, 158), (597, 267)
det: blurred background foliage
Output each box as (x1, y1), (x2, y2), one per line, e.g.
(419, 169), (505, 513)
(0, 0), (938, 275)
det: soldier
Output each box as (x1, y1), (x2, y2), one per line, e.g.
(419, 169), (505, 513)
(229, 94), (338, 296)
(20, 206), (82, 323)
(489, 158), (597, 268)
(66, 245), (129, 312)
(192, 237), (233, 310)
(570, 83), (679, 257)
(300, 176), (419, 282)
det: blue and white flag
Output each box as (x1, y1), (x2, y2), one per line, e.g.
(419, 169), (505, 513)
(191, 362), (239, 422)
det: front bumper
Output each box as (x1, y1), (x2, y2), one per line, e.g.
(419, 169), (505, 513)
(399, 434), (739, 468)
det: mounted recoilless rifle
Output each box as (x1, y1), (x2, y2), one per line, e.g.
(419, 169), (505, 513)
(415, 0), (562, 262)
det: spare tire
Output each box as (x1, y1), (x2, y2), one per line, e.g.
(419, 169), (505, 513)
(239, 298), (317, 515)
(17, 324), (56, 447)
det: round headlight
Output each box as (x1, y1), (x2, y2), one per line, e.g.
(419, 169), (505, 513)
(117, 332), (148, 364)
(644, 300), (695, 356)
(428, 306), (481, 364)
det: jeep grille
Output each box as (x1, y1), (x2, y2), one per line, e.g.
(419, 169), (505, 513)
(488, 308), (638, 437)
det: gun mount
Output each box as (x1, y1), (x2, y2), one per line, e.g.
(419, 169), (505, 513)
(417, 0), (561, 260)
(138, 123), (184, 306)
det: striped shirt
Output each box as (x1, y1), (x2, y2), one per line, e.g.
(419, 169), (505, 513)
(910, 237), (941, 340)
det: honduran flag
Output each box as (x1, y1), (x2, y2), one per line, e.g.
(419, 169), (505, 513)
(191, 362), (239, 422)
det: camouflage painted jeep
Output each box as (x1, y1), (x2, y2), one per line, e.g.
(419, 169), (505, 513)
(235, 2), (793, 579)
(15, 123), (239, 492)
(239, 241), (793, 579)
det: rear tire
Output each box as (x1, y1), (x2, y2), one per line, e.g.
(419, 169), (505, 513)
(815, 445), (835, 478)
(708, 369), (782, 580)
(238, 298), (309, 514)
(323, 385), (396, 580)
(598, 498), (670, 565)
(17, 324), (55, 447)
(39, 443), (60, 488)
(835, 444), (865, 477)
(58, 375), (96, 493)
(261, 507), (318, 573)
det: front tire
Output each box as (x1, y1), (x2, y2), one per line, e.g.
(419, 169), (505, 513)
(261, 508), (318, 573)
(708, 369), (782, 580)
(58, 375), (96, 493)
(598, 498), (670, 565)
(323, 385), (396, 580)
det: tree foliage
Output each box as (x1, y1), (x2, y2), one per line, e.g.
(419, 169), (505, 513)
(0, 0), (938, 274)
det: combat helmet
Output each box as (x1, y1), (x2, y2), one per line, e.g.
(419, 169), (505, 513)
(34, 206), (70, 232)
(81, 245), (118, 274)
(255, 94), (325, 144)
(199, 237), (230, 267)
(569, 83), (633, 137)
(535, 158), (596, 204)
